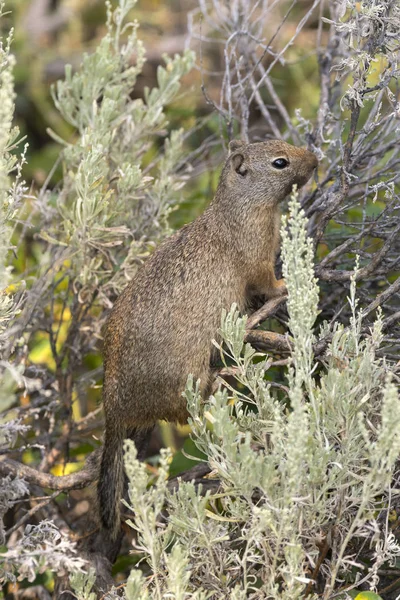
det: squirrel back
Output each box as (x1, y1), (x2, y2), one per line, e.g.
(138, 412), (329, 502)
(98, 139), (318, 545)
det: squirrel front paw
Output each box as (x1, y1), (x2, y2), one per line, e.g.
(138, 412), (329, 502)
(273, 278), (288, 297)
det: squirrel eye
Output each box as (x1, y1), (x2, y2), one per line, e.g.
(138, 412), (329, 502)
(272, 158), (289, 169)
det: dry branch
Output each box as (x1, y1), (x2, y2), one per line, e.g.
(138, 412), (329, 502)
(0, 456), (97, 491)
(245, 296), (288, 329)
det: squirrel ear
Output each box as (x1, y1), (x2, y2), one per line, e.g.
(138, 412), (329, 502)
(229, 140), (246, 154)
(230, 152), (248, 177)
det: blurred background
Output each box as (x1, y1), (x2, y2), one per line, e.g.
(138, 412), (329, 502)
(9, 0), (321, 192)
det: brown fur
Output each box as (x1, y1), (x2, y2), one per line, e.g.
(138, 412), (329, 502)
(97, 139), (318, 542)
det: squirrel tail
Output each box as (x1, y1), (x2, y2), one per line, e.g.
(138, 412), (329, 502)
(97, 422), (126, 541)
(97, 424), (154, 541)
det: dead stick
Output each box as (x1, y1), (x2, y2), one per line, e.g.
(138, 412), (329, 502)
(244, 329), (291, 353)
(246, 296), (287, 330)
(0, 454), (212, 494)
(5, 490), (61, 538)
(0, 455), (98, 490)
(304, 537), (330, 596)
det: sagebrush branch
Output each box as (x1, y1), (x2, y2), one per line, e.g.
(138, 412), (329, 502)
(0, 456), (97, 491)
(245, 296), (287, 329)
(0, 455), (213, 496)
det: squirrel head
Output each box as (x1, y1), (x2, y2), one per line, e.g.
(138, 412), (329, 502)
(221, 140), (318, 205)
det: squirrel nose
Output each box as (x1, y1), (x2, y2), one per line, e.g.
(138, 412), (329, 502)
(301, 146), (319, 169)
(310, 153), (318, 169)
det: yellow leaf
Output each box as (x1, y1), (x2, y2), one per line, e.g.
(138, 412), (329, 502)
(51, 462), (84, 476)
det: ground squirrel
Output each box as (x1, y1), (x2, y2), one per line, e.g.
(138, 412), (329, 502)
(98, 139), (318, 545)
